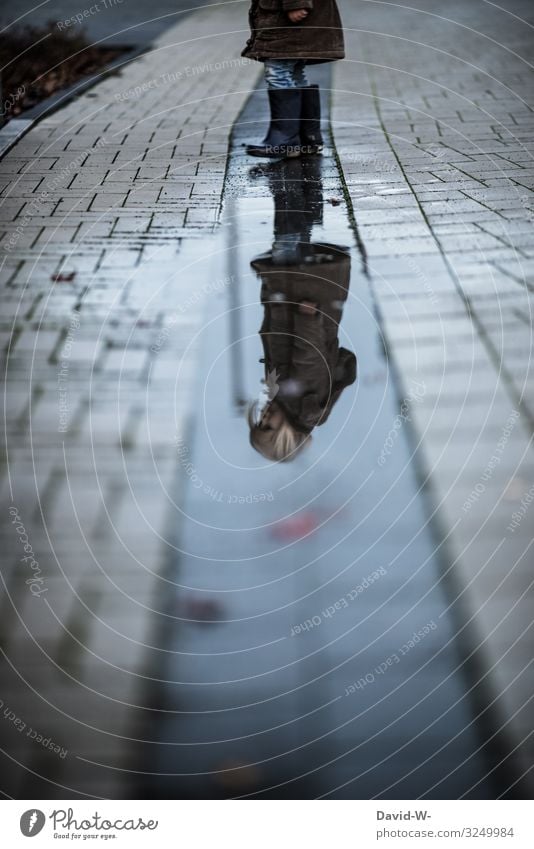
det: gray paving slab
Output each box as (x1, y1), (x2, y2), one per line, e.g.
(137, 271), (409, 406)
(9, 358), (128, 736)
(333, 0), (534, 795)
(1, 0), (532, 802)
(0, 1), (259, 799)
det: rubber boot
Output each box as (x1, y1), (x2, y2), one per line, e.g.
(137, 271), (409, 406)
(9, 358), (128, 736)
(247, 88), (302, 158)
(300, 85), (324, 155)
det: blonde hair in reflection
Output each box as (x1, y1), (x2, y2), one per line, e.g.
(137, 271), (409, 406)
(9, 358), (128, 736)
(248, 401), (311, 463)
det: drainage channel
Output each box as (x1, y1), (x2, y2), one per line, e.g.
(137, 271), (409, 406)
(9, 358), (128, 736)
(139, 71), (497, 799)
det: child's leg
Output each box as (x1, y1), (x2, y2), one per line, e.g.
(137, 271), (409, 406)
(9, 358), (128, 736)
(247, 61), (303, 158)
(264, 59), (304, 89)
(267, 61), (321, 156)
(293, 61), (309, 88)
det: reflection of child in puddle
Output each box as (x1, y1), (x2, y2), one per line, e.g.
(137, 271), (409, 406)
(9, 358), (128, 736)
(248, 396), (309, 463)
(248, 244), (356, 462)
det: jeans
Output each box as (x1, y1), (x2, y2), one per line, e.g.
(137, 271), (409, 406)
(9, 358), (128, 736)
(264, 59), (309, 89)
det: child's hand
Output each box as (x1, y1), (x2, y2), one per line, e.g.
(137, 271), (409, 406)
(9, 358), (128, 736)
(287, 9), (309, 23)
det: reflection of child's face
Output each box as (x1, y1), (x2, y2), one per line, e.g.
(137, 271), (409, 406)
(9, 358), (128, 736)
(259, 402), (284, 431)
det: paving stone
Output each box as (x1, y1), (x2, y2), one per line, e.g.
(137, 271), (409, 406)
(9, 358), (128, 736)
(0, 0), (259, 799)
(333, 0), (534, 793)
(2, 0), (532, 801)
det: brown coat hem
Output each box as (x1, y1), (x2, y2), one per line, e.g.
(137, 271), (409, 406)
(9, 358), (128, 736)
(243, 0), (344, 64)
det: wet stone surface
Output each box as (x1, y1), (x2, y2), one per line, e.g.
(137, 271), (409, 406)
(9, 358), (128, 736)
(0, 0), (531, 801)
(144, 83), (496, 800)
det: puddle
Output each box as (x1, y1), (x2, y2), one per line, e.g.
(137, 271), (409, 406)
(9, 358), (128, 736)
(140, 79), (497, 799)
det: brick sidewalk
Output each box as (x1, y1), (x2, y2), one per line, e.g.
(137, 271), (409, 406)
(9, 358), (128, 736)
(1, 0), (533, 801)
(0, 2), (258, 797)
(333, 0), (534, 791)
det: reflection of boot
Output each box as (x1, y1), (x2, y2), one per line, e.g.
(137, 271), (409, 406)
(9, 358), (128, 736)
(269, 160), (310, 263)
(301, 156), (324, 228)
(247, 89), (302, 158)
(300, 85), (324, 155)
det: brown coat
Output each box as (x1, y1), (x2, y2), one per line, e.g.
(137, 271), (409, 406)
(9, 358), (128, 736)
(252, 244), (356, 433)
(242, 0), (344, 63)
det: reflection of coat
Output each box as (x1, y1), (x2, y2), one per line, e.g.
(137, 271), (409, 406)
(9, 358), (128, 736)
(242, 0), (345, 63)
(252, 243), (356, 433)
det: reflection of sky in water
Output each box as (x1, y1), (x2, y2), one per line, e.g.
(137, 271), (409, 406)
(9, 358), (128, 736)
(150, 112), (494, 797)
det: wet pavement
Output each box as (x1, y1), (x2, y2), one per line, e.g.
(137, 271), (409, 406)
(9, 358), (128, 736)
(0, 0), (210, 46)
(1, 0), (532, 802)
(0, 1), (258, 799)
(137, 77), (499, 799)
